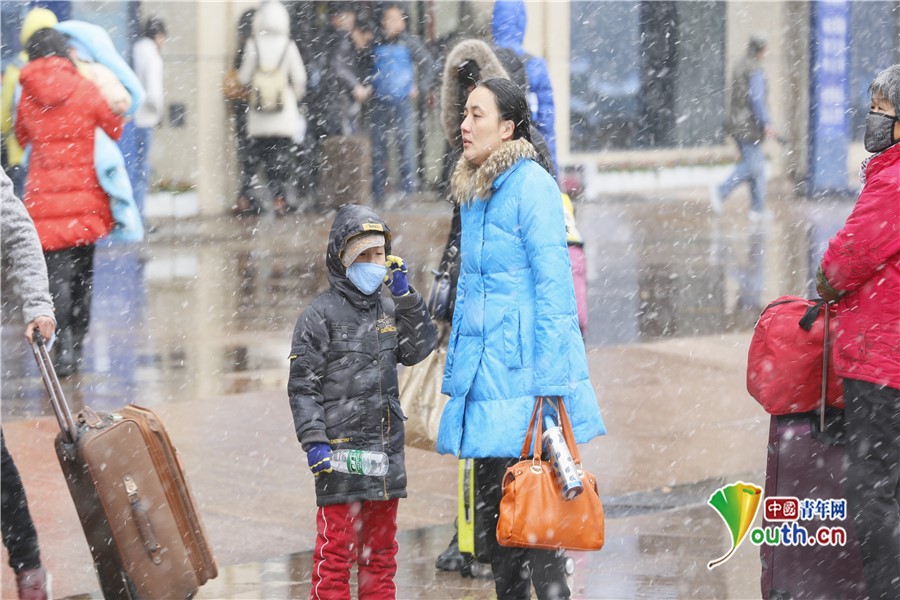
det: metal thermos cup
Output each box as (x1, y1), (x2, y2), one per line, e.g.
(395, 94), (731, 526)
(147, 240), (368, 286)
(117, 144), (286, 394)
(542, 415), (584, 500)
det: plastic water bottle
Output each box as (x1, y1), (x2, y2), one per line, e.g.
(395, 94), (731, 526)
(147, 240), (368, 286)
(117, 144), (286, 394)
(542, 415), (584, 500)
(330, 449), (389, 477)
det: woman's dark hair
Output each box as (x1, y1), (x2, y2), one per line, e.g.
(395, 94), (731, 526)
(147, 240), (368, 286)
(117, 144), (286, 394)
(25, 27), (71, 62)
(477, 77), (555, 176)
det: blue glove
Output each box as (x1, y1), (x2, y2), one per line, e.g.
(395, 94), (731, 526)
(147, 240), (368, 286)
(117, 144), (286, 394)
(384, 255), (410, 297)
(307, 443), (332, 476)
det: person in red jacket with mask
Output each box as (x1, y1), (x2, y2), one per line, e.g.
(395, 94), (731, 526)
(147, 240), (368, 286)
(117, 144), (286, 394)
(15, 28), (123, 376)
(817, 64), (900, 600)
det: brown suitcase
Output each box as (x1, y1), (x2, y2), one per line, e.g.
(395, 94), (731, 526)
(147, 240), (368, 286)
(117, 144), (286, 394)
(32, 335), (217, 599)
(318, 135), (372, 209)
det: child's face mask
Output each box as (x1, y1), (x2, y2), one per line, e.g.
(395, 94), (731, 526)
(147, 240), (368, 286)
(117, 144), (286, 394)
(346, 262), (388, 295)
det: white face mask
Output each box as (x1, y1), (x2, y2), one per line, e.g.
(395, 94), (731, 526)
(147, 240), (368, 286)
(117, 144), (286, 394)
(346, 262), (387, 295)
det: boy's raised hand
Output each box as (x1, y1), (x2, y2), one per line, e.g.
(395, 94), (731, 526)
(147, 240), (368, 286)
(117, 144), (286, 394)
(384, 255), (410, 297)
(307, 443), (333, 476)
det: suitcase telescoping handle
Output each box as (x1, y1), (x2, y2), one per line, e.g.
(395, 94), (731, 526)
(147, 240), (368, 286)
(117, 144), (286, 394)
(31, 329), (78, 444)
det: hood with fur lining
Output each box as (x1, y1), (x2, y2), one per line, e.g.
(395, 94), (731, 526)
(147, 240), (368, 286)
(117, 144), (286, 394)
(440, 39), (510, 146)
(449, 138), (537, 205)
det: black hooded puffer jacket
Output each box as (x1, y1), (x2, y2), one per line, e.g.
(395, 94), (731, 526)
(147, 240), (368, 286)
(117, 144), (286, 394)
(288, 205), (437, 506)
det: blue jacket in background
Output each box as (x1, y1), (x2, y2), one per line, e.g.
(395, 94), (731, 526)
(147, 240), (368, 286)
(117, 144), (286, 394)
(492, 0), (557, 169)
(437, 140), (604, 458)
(371, 32), (434, 102)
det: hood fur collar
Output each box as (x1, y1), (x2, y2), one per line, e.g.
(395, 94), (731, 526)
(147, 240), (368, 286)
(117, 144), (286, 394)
(440, 39), (510, 145)
(449, 138), (537, 205)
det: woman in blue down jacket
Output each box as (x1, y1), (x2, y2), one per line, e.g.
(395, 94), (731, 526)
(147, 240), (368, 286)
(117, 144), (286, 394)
(437, 77), (605, 600)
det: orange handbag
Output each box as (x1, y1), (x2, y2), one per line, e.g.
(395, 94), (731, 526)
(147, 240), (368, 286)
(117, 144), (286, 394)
(496, 397), (605, 551)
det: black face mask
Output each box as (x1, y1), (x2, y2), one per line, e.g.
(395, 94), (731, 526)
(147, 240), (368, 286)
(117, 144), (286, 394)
(864, 111), (899, 153)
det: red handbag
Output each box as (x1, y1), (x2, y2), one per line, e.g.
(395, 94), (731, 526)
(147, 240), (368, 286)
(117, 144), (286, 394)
(746, 296), (843, 415)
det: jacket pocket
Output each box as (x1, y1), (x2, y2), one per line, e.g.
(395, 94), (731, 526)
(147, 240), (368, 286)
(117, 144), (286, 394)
(324, 400), (360, 439)
(503, 310), (524, 369)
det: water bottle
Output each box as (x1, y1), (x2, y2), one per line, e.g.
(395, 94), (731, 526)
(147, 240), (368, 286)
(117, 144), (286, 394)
(330, 449), (389, 477)
(542, 415), (584, 500)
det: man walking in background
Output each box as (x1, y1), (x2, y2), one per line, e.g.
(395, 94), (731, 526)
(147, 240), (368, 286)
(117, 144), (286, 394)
(710, 35), (776, 221)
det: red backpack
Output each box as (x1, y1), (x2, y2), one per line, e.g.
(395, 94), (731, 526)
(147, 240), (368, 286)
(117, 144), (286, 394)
(747, 296), (844, 415)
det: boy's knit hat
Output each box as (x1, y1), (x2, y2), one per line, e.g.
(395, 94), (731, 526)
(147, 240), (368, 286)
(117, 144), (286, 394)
(341, 231), (386, 268)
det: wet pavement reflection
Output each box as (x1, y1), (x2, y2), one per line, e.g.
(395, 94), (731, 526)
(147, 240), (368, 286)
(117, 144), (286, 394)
(2, 192), (847, 421)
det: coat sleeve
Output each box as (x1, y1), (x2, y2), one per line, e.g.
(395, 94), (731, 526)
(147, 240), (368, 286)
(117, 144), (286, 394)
(237, 39), (256, 86)
(288, 44), (307, 101)
(527, 57), (557, 168)
(13, 99), (30, 148)
(821, 174), (900, 293)
(519, 167), (577, 395)
(91, 84), (124, 141)
(393, 289), (437, 366)
(441, 250), (467, 395)
(136, 41), (164, 120)
(331, 40), (361, 95)
(1, 168), (55, 325)
(288, 303), (332, 450)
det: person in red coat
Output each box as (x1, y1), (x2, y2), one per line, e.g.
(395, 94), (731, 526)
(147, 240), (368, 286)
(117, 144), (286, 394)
(15, 28), (123, 376)
(817, 64), (900, 600)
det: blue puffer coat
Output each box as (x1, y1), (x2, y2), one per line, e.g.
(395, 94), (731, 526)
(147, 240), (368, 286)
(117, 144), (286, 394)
(437, 139), (605, 458)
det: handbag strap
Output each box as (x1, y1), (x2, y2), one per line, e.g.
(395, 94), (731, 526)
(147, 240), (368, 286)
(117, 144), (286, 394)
(520, 398), (546, 465)
(522, 397), (583, 467)
(553, 397), (583, 466)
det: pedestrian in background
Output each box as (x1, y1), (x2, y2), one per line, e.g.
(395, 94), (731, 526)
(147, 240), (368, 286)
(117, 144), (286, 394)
(369, 2), (433, 206)
(437, 78), (605, 599)
(123, 16), (167, 219)
(1, 7), (58, 197)
(491, 0), (557, 171)
(710, 35), (776, 221)
(238, 0), (306, 218)
(320, 2), (371, 137)
(1, 166), (56, 600)
(288, 204), (436, 599)
(228, 8), (262, 217)
(15, 28), (123, 377)
(816, 64), (900, 600)
(57, 19), (146, 244)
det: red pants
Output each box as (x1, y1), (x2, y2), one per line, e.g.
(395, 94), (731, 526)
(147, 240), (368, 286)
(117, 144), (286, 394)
(310, 499), (399, 600)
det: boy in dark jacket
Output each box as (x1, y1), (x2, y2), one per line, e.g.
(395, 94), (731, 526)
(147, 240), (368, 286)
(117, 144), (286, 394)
(288, 204), (436, 599)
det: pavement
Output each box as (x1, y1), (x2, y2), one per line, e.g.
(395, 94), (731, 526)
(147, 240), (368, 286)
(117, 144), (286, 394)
(0, 182), (853, 599)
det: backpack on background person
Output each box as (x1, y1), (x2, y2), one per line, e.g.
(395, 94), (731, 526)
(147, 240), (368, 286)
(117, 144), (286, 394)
(249, 38), (290, 113)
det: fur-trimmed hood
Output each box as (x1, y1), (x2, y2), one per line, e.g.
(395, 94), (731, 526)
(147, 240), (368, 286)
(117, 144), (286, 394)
(449, 138), (537, 205)
(440, 39), (510, 146)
